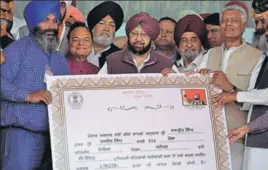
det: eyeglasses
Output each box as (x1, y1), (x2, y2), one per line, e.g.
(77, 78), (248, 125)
(129, 32), (149, 39)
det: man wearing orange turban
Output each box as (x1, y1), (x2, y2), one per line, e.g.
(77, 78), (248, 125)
(65, 5), (85, 27)
(98, 12), (173, 74)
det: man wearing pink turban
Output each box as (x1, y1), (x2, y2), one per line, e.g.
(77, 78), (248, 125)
(162, 14), (207, 75)
(65, 5), (85, 27)
(99, 12), (173, 74)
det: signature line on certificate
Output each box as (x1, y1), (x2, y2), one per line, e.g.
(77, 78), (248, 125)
(141, 148), (190, 152)
(76, 159), (113, 163)
(96, 143), (133, 146)
(95, 167), (128, 170)
(89, 151), (123, 154)
(160, 139), (204, 143)
(168, 132), (204, 135)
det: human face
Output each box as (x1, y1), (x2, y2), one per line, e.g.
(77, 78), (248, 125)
(128, 26), (151, 55)
(38, 13), (59, 39)
(92, 15), (116, 46)
(178, 32), (201, 63)
(69, 27), (92, 58)
(254, 16), (267, 36)
(60, 0), (67, 23)
(33, 13), (59, 52)
(220, 10), (246, 40)
(155, 20), (176, 50)
(206, 24), (222, 48)
(0, 1), (12, 20)
(0, 1), (13, 33)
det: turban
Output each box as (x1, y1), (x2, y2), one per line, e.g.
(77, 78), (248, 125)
(86, 1), (124, 31)
(126, 12), (160, 41)
(65, 5), (85, 23)
(253, 10), (268, 20)
(24, 0), (60, 29)
(204, 13), (220, 26)
(225, 1), (249, 20)
(174, 14), (206, 46)
(199, 13), (211, 20)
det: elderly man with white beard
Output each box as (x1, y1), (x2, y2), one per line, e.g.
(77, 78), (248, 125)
(252, 0), (268, 53)
(86, 1), (124, 69)
(161, 14), (207, 74)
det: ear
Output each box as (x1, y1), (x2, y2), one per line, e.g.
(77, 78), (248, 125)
(241, 22), (247, 33)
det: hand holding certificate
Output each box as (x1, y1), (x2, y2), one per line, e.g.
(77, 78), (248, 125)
(47, 74), (232, 170)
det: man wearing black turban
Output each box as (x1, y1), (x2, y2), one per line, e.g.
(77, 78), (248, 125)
(86, 1), (124, 69)
(204, 13), (223, 48)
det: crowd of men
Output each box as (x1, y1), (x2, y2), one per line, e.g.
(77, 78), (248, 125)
(0, 0), (268, 169)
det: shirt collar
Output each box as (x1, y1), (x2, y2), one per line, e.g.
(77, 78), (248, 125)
(91, 45), (111, 57)
(221, 42), (245, 53)
(177, 52), (204, 68)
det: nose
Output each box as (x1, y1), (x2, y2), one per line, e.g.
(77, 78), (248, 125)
(104, 23), (110, 31)
(78, 39), (84, 45)
(161, 31), (166, 37)
(256, 21), (264, 30)
(186, 41), (193, 48)
(207, 32), (213, 39)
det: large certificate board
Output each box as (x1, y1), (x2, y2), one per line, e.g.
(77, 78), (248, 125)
(47, 74), (232, 170)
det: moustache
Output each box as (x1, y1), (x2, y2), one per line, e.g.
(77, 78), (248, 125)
(99, 32), (112, 37)
(34, 28), (58, 37)
(183, 48), (196, 52)
(0, 18), (12, 28)
(255, 28), (266, 36)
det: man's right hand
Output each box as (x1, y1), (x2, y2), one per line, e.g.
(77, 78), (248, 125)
(161, 68), (175, 76)
(25, 90), (52, 104)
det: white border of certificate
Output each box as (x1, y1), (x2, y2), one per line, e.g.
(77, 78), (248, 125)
(47, 74), (231, 170)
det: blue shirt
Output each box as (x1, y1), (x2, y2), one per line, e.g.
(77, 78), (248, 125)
(1, 35), (70, 131)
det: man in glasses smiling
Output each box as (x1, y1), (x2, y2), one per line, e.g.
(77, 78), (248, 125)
(99, 12), (173, 74)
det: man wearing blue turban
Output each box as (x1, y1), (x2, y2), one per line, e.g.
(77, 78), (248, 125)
(0, 1), (70, 169)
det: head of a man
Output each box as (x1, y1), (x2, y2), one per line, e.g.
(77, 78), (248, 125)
(193, 93), (200, 100)
(126, 12), (160, 56)
(65, 5), (85, 27)
(91, 15), (116, 47)
(220, 1), (248, 42)
(67, 22), (92, 59)
(128, 26), (152, 55)
(87, 1), (124, 48)
(0, 0), (13, 34)
(154, 17), (176, 51)
(178, 32), (202, 64)
(252, 0), (268, 36)
(204, 13), (222, 48)
(174, 14), (205, 65)
(24, 1), (61, 53)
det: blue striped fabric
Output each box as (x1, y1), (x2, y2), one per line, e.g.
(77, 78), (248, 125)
(0, 35), (70, 131)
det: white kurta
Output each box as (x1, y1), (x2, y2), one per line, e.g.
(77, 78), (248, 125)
(201, 43), (266, 170)
(237, 87), (268, 170)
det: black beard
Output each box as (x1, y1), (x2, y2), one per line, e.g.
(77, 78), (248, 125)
(32, 27), (59, 53)
(254, 28), (266, 38)
(128, 40), (152, 55)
